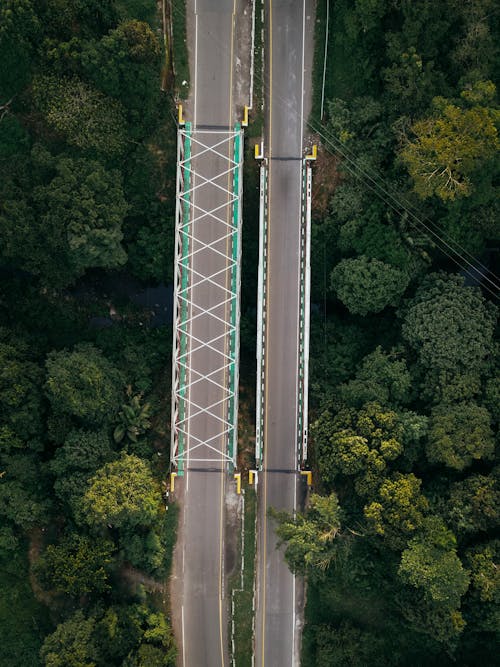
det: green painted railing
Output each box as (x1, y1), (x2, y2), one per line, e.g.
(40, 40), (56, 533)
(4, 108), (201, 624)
(177, 122), (192, 475)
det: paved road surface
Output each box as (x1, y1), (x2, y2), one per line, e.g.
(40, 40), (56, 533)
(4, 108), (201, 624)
(255, 1), (314, 665)
(172, 1), (238, 665)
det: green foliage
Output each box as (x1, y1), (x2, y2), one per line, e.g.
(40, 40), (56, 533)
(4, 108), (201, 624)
(0, 0), (39, 99)
(114, 391), (152, 444)
(364, 473), (428, 548)
(427, 401), (495, 470)
(0, 453), (51, 529)
(32, 75), (128, 156)
(77, 20), (162, 138)
(447, 471), (500, 534)
(45, 344), (124, 428)
(0, 1), (177, 663)
(171, 0), (190, 98)
(1, 153), (129, 286)
(312, 621), (393, 667)
(401, 272), (497, 397)
(34, 533), (115, 597)
(49, 429), (116, 514)
(466, 540), (500, 604)
(40, 610), (98, 667)
(273, 494), (342, 576)
(0, 541), (48, 667)
(400, 89), (499, 201)
(340, 346), (412, 408)
(399, 516), (470, 607)
(331, 256), (410, 315)
(305, 0), (499, 661)
(309, 315), (372, 395)
(314, 402), (405, 494)
(0, 337), (44, 441)
(82, 453), (159, 530)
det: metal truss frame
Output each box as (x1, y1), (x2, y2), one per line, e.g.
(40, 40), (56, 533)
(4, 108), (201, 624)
(171, 123), (243, 474)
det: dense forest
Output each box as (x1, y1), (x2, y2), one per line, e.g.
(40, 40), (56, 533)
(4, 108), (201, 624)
(1, 0), (498, 666)
(0, 1), (179, 665)
(275, 1), (499, 665)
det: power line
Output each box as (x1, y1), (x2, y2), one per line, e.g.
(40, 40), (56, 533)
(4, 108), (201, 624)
(307, 117), (500, 300)
(309, 115), (500, 287)
(168, 0), (499, 300)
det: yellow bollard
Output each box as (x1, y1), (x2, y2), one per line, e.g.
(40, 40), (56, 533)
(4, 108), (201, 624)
(170, 472), (177, 492)
(242, 105), (249, 127)
(300, 470), (313, 486)
(306, 144), (317, 161)
(178, 104), (185, 126)
(234, 473), (241, 495)
(249, 470), (258, 485)
(254, 142), (263, 159)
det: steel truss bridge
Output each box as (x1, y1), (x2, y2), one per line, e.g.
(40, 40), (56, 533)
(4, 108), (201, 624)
(170, 122), (244, 474)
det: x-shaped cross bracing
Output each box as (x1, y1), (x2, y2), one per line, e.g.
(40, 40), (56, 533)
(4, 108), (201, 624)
(171, 126), (243, 471)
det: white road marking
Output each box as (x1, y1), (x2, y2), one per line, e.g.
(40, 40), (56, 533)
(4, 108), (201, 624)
(182, 604), (186, 667)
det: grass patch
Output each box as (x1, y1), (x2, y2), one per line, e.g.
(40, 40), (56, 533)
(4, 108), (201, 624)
(0, 542), (51, 667)
(311, 0), (329, 124)
(159, 501), (179, 578)
(247, 0), (264, 138)
(171, 0), (190, 99)
(231, 487), (257, 667)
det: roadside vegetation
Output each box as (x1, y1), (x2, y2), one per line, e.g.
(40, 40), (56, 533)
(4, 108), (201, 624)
(275, 1), (499, 665)
(230, 487), (257, 667)
(171, 0), (190, 99)
(0, 1), (181, 665)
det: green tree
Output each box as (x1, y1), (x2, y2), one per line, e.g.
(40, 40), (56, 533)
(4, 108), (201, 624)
(447, 471), (500, 534)
(32, 75), (127, 155)
(82, 453), (159, 530)
(0, 525), (18, 558)
(49, 429), (116, 516)
(79, 20), (162, 138)
(45, 344), (124, 428)
(94, 604), (175, 666)
(0, 154), (128, 286)
(40, 610), (98, 667)
(0, 454), (51, 529)
(313, 622), (394, 667)
(427, 401), (495, 470)
(401, 272), (497, 399)
(34, 533), (115, 597)
(0, 337), (44, 442)
(383, 47), (440, 114)
(400, 90), (499, 200)
(364, 473), (428, 548)
(466, 540), (500, 604)
(313, 402), (405, 494)
(340, 346), (412, 407)
(331, 256), (410, 315)
(273, 493), (342, 576)
(0, 0), (39, 99)
(114, 392), (152, 444)
(33, 156), (128, 280)
(399, 516), (470, 607)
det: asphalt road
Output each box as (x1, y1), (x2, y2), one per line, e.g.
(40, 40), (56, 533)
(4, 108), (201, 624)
(255, 1), (314, 665)
(172, 1), (237, 665)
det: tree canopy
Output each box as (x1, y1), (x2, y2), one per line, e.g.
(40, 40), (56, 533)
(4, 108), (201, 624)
(82, 453), (159, 530)
(45, 344), (124, 428)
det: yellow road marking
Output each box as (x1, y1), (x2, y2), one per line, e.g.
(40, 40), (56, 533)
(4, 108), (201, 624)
(260, 0), (273, 664)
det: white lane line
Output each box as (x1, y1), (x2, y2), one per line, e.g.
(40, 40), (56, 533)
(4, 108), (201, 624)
(182, 604), (186, 667)
(293, 4), (306, 664)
